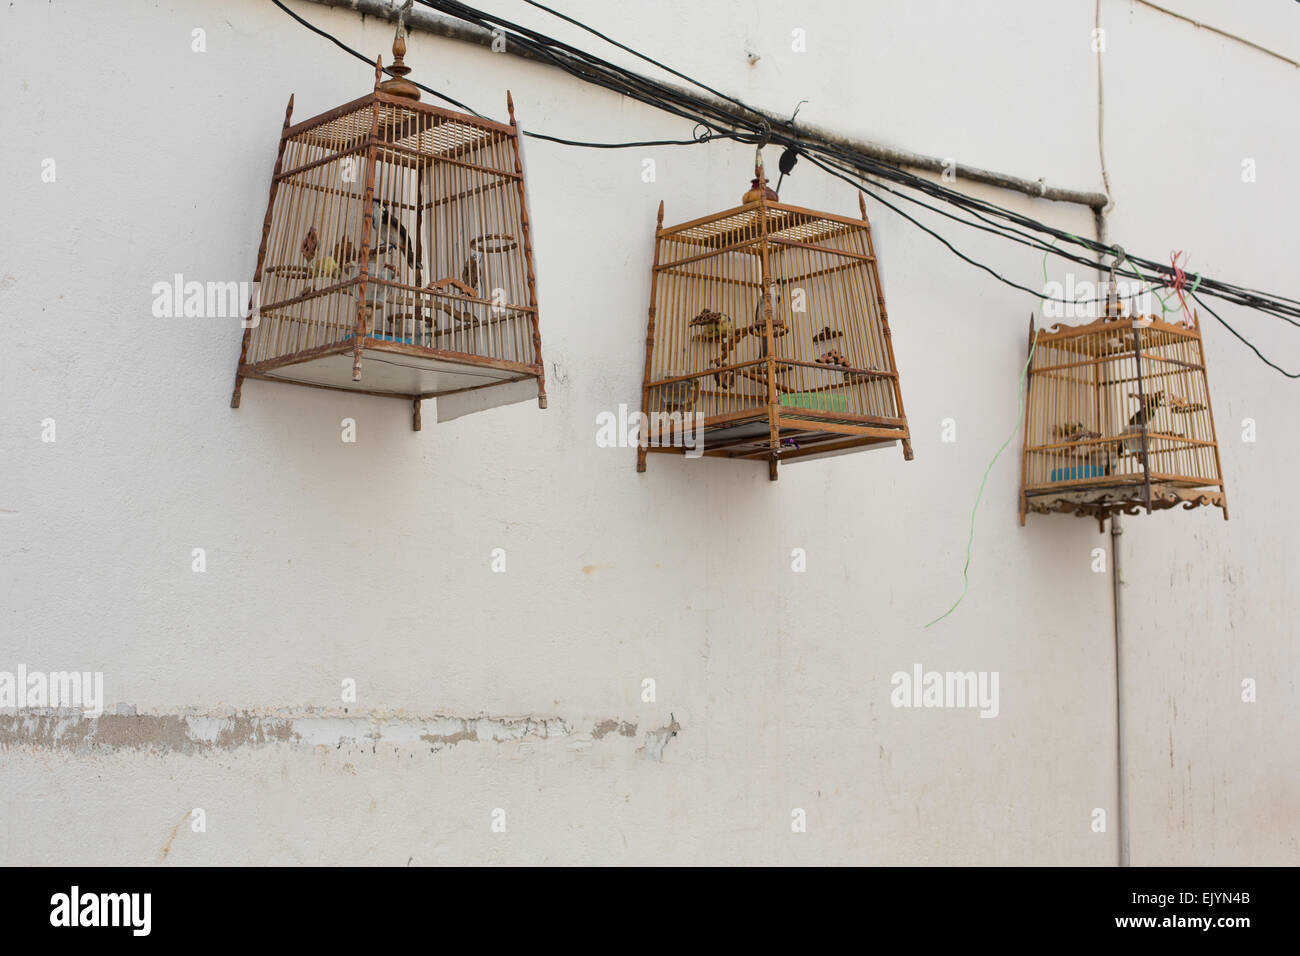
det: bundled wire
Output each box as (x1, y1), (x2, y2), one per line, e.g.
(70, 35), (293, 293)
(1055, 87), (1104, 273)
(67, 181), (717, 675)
(409, 2), (1300, 322)
(272, 0), (1300, 371)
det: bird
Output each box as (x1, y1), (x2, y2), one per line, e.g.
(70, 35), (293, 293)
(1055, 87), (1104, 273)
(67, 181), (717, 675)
(301, 225), (319, 264)
(775, 146), (799, 193)
(750, 283), (785, 356)
(1118, 390), (1165, 465)
(332, 237), (356, 265)
(1167, 392), (1204, 414)
(461, 249), (482, 297)
(1126, 391), (1164, 428)
(309, 255), (341, 280)
(1051, 422), (1088, 440)
(371, 199), (417, 278)
(711, 357), (735, 390)
(1050, 422), (1103, 466)
(298, 226), (329, 293)
(688, 308), (732, 341)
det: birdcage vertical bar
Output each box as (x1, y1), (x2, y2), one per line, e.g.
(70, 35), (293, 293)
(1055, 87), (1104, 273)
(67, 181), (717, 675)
(1194, 315), (1229, 519)
(860, 193), (913, 460)
(506, 93), (547, 408)
(1132, 326), (1153, 512)
(353, 75), (383, 382)
(231, 93), (295, 408)
(638, 202), (665, 473)
(1019, 314), (1036, 526)
(757, 200), (779, 480)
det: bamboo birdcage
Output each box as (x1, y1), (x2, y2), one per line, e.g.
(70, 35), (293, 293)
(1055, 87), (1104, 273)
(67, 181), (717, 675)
(231, 31), (545, 430)
(1019, 303), (1228, 530)
(636, 166), (913, 480)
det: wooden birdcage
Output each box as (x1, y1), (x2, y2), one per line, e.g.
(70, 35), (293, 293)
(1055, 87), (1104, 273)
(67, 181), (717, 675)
(636, 166), (912, 480)
(1019, 303), (1228, 530)
(231, 31), (545, 430)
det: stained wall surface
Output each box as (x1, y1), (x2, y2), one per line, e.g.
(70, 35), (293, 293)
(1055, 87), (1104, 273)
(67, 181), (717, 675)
(0, 0), (1295, 864)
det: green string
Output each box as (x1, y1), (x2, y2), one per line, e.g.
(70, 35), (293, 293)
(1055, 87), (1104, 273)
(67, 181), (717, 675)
(924, 246), (1052, 628)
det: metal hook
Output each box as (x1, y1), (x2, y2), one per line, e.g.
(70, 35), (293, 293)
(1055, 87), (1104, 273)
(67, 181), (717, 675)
(754, 117), (772, 177)
(1106, 244), (1126, 315)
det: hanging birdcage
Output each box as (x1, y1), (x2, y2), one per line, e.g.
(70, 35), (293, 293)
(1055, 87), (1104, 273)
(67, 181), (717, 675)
(231, 29), (545, 430)
(636, 160), (913, 480)
(1019, 302), (1228, 530)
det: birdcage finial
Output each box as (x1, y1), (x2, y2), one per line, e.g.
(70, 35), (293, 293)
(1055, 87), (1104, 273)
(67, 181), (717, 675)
(744, 118), (778, 203)
(378, 0), (421, 101)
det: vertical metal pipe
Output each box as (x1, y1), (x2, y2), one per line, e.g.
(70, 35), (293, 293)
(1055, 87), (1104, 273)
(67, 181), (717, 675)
(1111, 509), (1128, 867)
(1096, 207), (1129, 868)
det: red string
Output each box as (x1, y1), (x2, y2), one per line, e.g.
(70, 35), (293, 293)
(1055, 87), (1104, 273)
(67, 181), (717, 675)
(1165, 250), (1196, 328)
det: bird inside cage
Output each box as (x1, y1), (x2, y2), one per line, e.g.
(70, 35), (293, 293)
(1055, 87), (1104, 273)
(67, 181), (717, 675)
(461, 249), (482, 297)
(372, 199), (417, 280)
(689, 308), (732, 340)
(1117, 390), (1165, 466)
(1168, 392), (1205, 414)
(332, 201), (419, 331)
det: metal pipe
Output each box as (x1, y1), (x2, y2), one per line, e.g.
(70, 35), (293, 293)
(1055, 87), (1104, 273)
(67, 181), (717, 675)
(1111, 511), (1129, 866)
(1096, 206), (1129, 868)
(302, 0), (1111, 209)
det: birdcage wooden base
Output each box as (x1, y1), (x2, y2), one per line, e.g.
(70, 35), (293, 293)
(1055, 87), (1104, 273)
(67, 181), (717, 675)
(1022, 481), (1227, 531)
(235, 339), (543, 429)
(639, 409), (908, 478)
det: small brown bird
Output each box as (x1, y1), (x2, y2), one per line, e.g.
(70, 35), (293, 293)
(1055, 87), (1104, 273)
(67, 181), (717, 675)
(1167, 392), (1205, 414)
(461, 251), (481, 297)
(1051, 422), (1089, 440)
(711, 357), (735, 390)
(333, 237), (357, 265)
(301, 225), (319, 264)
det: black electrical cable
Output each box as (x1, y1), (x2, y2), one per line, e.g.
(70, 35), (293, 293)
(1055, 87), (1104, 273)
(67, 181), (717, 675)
(803, 153), (1104, 304)
(416, 0), (1300, 324)
(271, 0), (1300, 366)
(518, 0), (756, 117)
(269, 0), (481, 114)
(808, 147), (1300, 325)
(270, 0), (745, 147)
(1192, 292), (1300, 379)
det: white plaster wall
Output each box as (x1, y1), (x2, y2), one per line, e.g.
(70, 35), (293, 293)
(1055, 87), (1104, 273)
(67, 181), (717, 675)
(0, 0), (1295, 864)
